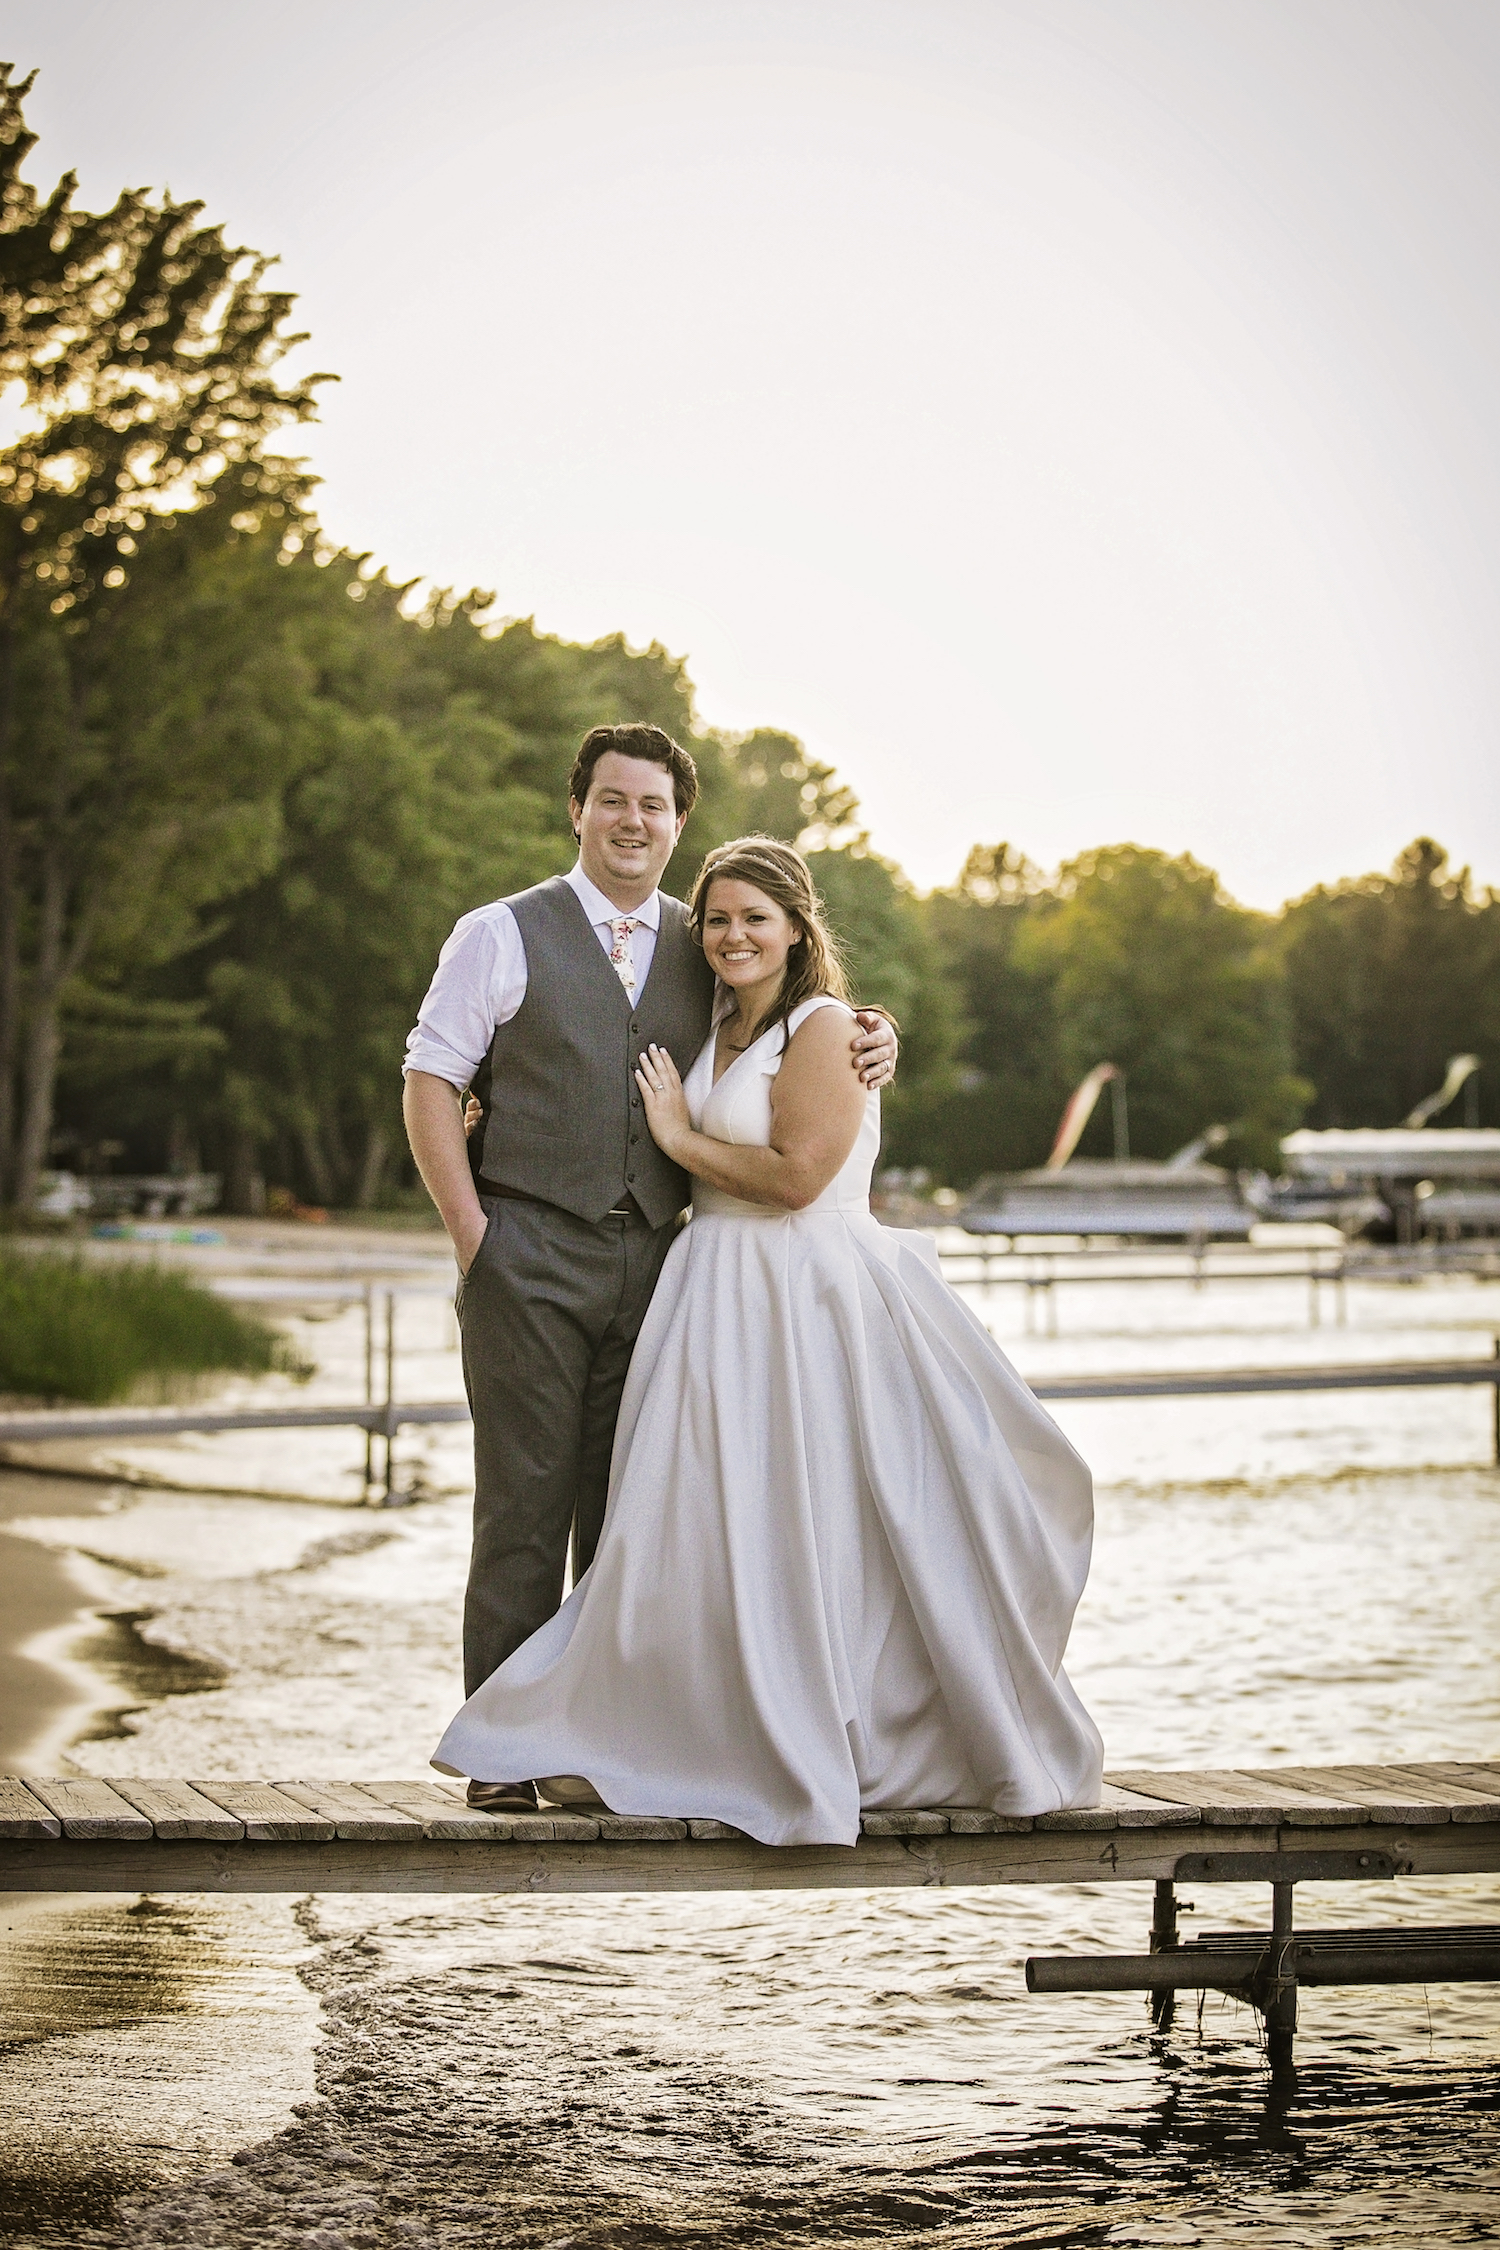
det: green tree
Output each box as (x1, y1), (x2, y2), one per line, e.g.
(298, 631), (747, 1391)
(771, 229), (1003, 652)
(0, 65), (326, 1204)
(804, 843), (964, 1164)
(194, 566), (569, 1209)
(1019, 846), (1308, 1169)
(904, 843), (1067, 1185)
(57, 557), (848, 1208)
(24, 516), (337, 1192)
(1279, 838), (1500, 1127)
(675, 726), (860, 874)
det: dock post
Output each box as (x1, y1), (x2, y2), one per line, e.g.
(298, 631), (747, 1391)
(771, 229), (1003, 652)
(382, 1290), (398, 1505)
(1148, 1878), (1178, 2029)
(1262, 1881), (1298, 2076)
(362, 1284), (375, 1499)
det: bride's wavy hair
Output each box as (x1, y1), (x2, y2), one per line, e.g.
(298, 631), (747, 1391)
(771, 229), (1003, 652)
(688, 836), (856, 1048)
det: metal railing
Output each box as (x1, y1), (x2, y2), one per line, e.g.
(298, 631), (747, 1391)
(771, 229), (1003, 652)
(3, 1343), (1497, 1494)
(937, 1237), (1500, 1334)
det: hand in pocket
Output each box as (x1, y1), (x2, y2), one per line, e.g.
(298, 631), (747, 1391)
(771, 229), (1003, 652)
(456, 1207), (491, 1277)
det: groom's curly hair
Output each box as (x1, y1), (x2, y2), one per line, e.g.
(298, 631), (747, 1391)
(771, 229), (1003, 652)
(569, 724), (699, 818)
(688, 836), (863, 1050)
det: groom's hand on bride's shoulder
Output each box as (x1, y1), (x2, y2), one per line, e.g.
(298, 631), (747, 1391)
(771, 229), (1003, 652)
(852, 1009), (898, 1089)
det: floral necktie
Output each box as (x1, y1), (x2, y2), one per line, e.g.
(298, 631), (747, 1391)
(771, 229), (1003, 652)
(608, 916), (639, 1000)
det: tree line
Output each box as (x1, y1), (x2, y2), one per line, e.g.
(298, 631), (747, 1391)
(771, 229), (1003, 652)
(2, 70), (1496, 1215)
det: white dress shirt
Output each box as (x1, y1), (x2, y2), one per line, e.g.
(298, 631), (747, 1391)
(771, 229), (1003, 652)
(403, 863), (664, 1090)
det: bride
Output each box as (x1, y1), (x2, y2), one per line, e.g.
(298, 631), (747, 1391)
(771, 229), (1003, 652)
(435, 836), (1103, 1844)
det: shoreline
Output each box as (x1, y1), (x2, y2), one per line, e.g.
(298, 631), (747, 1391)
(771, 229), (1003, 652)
(0, 1470), (143, 1771)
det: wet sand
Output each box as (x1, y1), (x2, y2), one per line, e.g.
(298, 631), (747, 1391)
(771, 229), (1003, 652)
(0, 1475), (142, 1770)
(0, 1892), (319, 2239)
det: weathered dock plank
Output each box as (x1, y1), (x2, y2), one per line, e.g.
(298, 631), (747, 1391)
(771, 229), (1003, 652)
(861, 1810), (952, 1835)
(109, 1780), (244, 1840)
(356, 1779), (524, 1840)
(1048, 1781), (1201, 1831)
(1404, 1762), (1500, 1820)
(23, 1778), (152, 1840)
(272, 1781), (423, 1841)
(516, 1815), (604, 1841)
(187, 1781), (335, 1842)
(1242, 1765), (1464, 1824)
(947, 1809), (1037, 1834)
(594, 1816), (689, 1841)
(0, 1778), (61, 1839)
(1105, 1768), (1370, 1827)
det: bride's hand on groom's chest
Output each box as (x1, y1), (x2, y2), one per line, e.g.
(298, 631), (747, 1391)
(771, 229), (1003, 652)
(635, 1044), (693, 1157)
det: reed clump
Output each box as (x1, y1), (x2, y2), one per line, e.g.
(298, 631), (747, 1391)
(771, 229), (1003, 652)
(0, 1251), (308, 1404)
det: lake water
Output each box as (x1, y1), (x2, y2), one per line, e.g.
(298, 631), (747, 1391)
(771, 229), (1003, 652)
(2, 1247), (1497, 2246)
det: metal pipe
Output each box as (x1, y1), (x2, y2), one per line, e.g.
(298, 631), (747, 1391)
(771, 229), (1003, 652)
(363, 1283), (374, 1497)
(3, 1359), (1497, 1449)
(0, 1400), (472, 1442)
(1027, 1951), (1260, 1993)
(1291, 1941), (1500, 1984)
(1027, 1931), (1500, 1995)
(382, 1289), (397, 1504)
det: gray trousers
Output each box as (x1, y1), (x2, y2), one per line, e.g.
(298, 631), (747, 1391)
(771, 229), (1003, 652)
(457, 1191), (678, 1698)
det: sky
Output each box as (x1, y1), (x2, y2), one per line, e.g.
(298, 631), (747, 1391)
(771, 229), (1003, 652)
(8, 1), (1500, 905)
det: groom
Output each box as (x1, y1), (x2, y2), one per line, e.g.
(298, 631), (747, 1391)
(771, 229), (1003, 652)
(403, 723), (896, 1809)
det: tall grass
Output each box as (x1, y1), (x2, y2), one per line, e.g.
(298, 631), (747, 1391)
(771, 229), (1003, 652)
(0, 1251), (306, 1404)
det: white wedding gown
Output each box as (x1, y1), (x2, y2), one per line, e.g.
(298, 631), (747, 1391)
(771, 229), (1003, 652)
(434, 996), (1104, 1845)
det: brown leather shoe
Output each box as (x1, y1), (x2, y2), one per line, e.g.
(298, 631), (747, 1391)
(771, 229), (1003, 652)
(466, 1778), (539, 1813)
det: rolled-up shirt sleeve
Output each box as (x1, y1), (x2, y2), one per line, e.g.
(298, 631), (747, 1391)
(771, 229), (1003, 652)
(403, 904), (528, 1088)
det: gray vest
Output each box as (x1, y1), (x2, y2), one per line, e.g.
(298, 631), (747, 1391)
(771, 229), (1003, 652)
(472, 876), (716, 1229)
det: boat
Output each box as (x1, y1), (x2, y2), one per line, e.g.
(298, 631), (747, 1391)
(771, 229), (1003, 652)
(958, 1063), (1257, 1242)
(960, 1160), (1256, 1243)
(1276, 1127), (1500, 1242)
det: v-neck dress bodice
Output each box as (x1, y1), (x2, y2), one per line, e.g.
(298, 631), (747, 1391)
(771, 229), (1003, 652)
(435, 990), (1103, 1845)
(683, 995), (881, 1216)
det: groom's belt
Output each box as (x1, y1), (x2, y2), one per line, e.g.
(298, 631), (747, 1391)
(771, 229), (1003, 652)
(476, 1177), (647, 1223)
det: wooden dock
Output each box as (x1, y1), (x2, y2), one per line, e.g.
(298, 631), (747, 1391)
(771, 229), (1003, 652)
(5, 1762), (1496, 2072)
(4, 1762), (1497, 1893)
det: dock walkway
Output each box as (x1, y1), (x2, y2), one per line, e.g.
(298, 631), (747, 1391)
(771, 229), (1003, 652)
(5, 1760), (1497, 1890)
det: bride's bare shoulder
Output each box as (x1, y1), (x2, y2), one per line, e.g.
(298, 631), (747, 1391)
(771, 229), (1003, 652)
(786, 994), (855, 1036)
(779, 997), (860, 1080)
